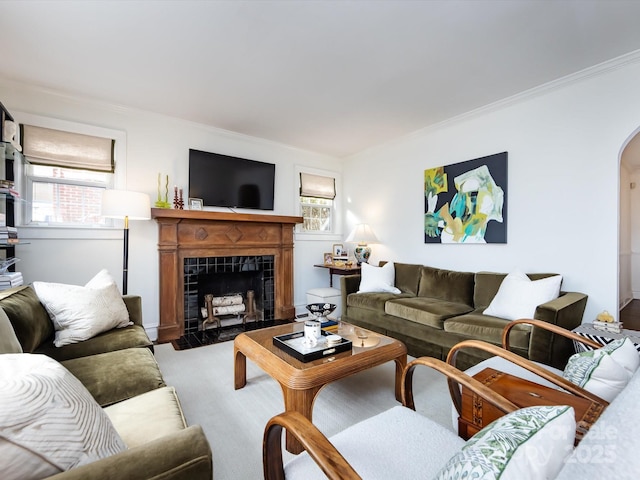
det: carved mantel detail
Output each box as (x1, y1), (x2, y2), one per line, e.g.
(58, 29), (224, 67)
(151, 209), (303, 343)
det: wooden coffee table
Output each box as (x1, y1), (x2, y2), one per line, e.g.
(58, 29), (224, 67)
(234, 322), (407, 453)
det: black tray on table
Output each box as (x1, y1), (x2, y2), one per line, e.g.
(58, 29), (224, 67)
(273, 330), (352, 362)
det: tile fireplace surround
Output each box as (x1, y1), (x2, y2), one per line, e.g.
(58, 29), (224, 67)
(151, 209), (303, 343)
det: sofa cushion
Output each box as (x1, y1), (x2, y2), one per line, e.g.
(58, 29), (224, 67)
(417, 266), (474, 306)
(443, 311), (531, 350)
(34, 323), (153, 362)
(0, 285), (54, 353)
(474, 271), (560, 309)
(104, 386), (187, 449)
(33, 270), (132, 347)
(483, 270), (562, 321)
(435, 405), (575, 480)
(0, 307), (22, 353)
(393, 262), (422, 295)
(62, 347), (166, 407)
(358, 262), (401, 293)
(385, 297), (473, 329)
(347, 291), (413, 312)
(0, 354), (126, 480)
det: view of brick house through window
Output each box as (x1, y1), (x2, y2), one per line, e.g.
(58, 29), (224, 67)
(30, 166), (107, 225)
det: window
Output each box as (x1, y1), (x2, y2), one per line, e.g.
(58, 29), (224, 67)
(299, 172), (336, 233)
(25, 164), (110, 225)
(19, 122), (118, 227)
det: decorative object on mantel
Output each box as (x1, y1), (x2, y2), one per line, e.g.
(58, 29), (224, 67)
(154, 173), (171, 208)
(101, 190), (151, 294)
(173, 186), (184, 209)
(345, 223), (379, 265)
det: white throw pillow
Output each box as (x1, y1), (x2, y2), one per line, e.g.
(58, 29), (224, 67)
(0, 354), (126, 480)
(563, 340), (634, 402)
(600, 337), (640, 377)
(33, 269), (132, 347)
(435, 405), (575, 480)
(483, 270), (562, 320)
(358, 262), (401, 294)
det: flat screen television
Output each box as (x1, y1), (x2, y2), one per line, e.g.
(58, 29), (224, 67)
(188, 149), (275, 210)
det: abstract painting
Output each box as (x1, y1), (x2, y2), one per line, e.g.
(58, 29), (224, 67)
(424, 152), (507, 243)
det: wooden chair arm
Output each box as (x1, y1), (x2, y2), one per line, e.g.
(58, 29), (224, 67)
(402, 356), (519, 418)
(447, 339), (609, 412)
(502, 318), (602, 351)
(263, 411), (361, 480)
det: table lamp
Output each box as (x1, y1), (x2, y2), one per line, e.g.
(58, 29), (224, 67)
(101, 190), (151, 294)
(345, 223), (379, 265)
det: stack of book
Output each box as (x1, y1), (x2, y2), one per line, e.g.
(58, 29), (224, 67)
(0, 213), (18, 244)
(321, 319), (339, 332)
(0, 271), (23, 290)
(0, 226), (18, 244)
(592, 319), (623, 334)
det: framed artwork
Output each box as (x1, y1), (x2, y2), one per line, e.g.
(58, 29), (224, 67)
(323, 253), (333, 265)
(424, 151), (507, 244)
(188, 198), (203, 210)
(332, 243), (346, 258)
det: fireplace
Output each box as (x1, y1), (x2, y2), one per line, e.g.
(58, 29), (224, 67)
(152, 209), (303, 343)
(184, 255), (275, 335)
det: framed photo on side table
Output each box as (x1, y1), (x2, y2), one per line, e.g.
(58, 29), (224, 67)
(323, 253), (333, 265)
(188, 198), (203, 210)
(332, 243), (345, 259)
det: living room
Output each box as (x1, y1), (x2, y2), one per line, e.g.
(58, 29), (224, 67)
(2, 1), (640, 341)
(3, 1), (640, 478)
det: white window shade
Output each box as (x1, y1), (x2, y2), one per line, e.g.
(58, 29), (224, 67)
(21, 124), (115, 173)
(299, 172), (336, 199)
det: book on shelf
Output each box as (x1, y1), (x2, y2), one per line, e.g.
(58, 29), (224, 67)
(0, 187), (19, 197)
(0, 271), (23, 289)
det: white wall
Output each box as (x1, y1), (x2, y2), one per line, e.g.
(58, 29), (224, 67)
(620, 162), (633, 308)
(1, 79), (344, 339)
(343, 60), (640, 325)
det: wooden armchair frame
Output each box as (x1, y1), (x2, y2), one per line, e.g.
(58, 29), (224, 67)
(263, 356), (518, 480)
(446, 318), (608, 417)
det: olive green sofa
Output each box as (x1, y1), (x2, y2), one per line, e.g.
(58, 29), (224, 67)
(0, 285), (213, 480)
(341, 262), (588, 370)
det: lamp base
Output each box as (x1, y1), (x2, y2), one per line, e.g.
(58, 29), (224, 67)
(354, 246), (371, 265)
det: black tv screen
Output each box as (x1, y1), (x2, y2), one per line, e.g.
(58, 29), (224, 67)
(188, 149), (275, 210)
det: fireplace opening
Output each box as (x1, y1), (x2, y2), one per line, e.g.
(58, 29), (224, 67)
(184, 255), (275, 336)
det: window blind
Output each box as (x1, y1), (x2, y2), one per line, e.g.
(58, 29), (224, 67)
(20, 124), (115, 173)
(299, 172), (336, 199)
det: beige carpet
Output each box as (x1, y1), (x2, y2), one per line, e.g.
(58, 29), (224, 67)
(154, 340), (455, 480)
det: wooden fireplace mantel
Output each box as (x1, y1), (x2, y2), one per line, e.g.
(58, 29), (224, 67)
(152, 208), (303, 342)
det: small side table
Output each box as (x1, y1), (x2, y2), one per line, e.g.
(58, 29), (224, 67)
(313, 263), (361, 287)
(571, 323), (640, 353)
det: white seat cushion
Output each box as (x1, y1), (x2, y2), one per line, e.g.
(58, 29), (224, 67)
(104, 386), (187, 448)
(284, 405), (464, 479)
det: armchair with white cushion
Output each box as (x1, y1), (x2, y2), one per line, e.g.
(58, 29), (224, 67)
(262, 357), (581, 480)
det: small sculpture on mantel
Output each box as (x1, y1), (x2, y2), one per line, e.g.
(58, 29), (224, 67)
(154, 173), (171, 208)
(173, 186), (184, 210)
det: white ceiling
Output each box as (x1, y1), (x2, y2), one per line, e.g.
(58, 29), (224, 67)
(3, 0), (640, 158)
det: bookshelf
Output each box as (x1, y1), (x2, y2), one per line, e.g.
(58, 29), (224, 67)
(0, 101), (23, 287)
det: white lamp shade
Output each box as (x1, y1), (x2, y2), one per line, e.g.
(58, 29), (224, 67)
(345, 224), (379, 245)
(101, 190), (151, 220)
